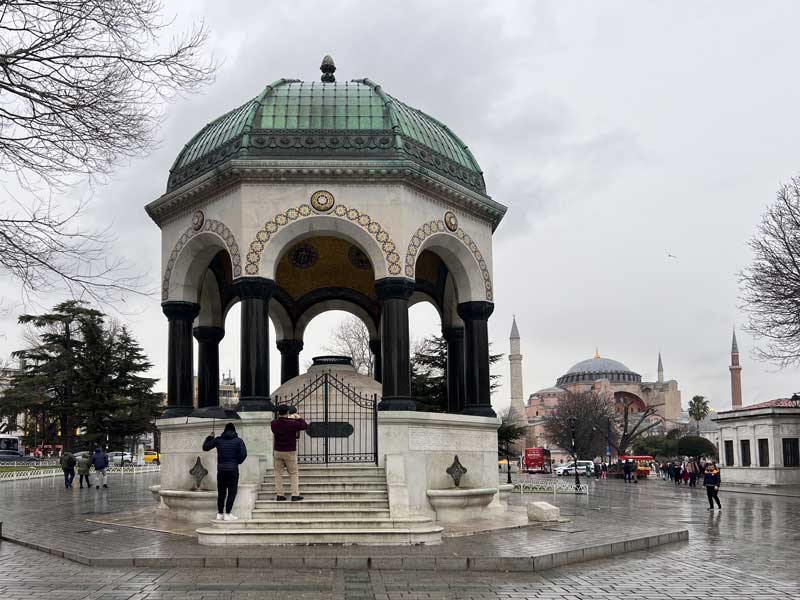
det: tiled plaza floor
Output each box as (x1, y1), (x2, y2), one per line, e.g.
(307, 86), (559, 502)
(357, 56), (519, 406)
(0, 473), (798, 598)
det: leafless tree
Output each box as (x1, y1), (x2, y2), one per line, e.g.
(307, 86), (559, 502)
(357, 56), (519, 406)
(0, 0), (215, 300)
(1, 196), (143, 301)
(607, 395), (664, 455)
(543, 391), (615, 459)
(323, 316), (374, 375)
(740, 176), (800, 367)
(0, 0), (215, 185)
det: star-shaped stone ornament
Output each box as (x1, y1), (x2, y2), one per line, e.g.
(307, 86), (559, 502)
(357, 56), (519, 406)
(446, 455), (468, 488)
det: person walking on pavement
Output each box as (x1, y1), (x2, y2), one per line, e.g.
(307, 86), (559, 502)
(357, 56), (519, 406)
(202, 422), (248, 521)
(90, 448), (109, 489)
(688, 460), (699, 488)
(601, 462), (608, 479)
(60, 451), (76, 488)
(271, 404), (308, 501)
(77, 453), (92, 488)
(703, 462), (722, 510)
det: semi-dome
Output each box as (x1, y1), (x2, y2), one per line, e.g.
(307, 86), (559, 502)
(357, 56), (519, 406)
(556, 354), (641, 386)
(167, 60), (487, 198)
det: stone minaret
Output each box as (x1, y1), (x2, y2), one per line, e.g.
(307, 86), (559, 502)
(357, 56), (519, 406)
(509, 316), (526, 422)
(657, 352), (664, 383)
(730, 328), (742, 409)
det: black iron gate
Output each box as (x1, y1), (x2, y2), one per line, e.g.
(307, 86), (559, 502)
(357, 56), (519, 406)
(272, 370), (378, 465)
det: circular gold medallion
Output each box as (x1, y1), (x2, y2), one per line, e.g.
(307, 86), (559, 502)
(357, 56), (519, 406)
(444, 210), (458, 232)
(192, 209), (205, 231)
(310, 190), (335, 212)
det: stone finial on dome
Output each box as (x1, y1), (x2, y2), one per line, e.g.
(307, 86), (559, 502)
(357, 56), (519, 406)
(320, 55), (336, 82)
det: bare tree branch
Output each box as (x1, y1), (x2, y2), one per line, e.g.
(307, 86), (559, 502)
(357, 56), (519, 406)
(323, 316), (374, 375)
(0, 0), (215, 300)
(0, 0), (216, 187)
(740, 176), (800, 367)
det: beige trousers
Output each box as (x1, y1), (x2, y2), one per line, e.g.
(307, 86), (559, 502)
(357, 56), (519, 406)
(273, 451), (299, 497)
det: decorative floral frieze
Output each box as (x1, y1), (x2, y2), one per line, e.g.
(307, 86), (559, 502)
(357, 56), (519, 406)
(245, 203), (401, 277)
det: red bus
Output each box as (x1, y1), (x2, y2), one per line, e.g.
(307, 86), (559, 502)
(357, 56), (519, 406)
(524, 448), (552, 474)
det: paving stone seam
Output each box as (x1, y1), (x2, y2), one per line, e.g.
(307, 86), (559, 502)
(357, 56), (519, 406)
(0, 528), (688, 573)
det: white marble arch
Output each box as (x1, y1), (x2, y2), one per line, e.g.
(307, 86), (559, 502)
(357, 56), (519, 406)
(167, 232), (234, 303)
(293, 299), (379, 342)
(196, 269), (224, 328)
(258, 214), (390, 281)
(441, 273), (464, 329)
(415, 233), (486, 304)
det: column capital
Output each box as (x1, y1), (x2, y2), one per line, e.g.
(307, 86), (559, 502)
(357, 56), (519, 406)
(162, 301), (200, 322)
(457, 300), (495, 321)
(193, 325), (225, 344)
(277, 339), (304, 354)
(374, 277), (415, 301)
(233, 277), (276, 299)
(442, 326), (465, 342)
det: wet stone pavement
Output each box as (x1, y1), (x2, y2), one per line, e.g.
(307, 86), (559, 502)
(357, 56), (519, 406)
(0, 472), (798, 599)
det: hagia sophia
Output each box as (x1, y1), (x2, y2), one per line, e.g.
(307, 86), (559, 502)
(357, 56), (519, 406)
(507, 317), (683, 461)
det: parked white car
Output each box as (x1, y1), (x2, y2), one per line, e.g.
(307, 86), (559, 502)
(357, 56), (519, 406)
(555, 461), (595, 476)
(109, 451), (133, 466)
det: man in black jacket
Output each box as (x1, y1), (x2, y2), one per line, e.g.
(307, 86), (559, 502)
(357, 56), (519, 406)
(202, 423), (247, 521)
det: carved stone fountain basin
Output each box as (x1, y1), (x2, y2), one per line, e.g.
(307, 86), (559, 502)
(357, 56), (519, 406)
(426, 487), (498, 522)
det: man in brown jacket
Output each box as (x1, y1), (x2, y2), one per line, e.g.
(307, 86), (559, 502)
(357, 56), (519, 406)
(270, 404), (308, 501)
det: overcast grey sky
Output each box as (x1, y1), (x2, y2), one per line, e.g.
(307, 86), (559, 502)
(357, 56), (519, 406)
(2, 1), (799, 414)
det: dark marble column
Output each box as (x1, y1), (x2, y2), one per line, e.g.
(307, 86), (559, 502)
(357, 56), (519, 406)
(194, 326), (225, 408)
(369, 339), (382, 383)
(162, 301), (200, 417)
(442, 326), (465, 414)
(457, 301), (496, 417)
(277, 339), (303, 384)
(236, 277), (275, 412)
(375, 278), (415, 411)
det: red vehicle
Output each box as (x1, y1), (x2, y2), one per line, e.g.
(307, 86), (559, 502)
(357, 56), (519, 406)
(524, 448), (552, 473)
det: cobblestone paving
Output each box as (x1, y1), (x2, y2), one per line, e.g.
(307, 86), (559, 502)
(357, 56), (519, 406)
(0, 473), (681, 560)
(0, 474), (798, 598)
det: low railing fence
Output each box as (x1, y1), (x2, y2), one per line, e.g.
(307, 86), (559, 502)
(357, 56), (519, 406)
(514, 479), (589, 495)
(0, 464), (160, 482)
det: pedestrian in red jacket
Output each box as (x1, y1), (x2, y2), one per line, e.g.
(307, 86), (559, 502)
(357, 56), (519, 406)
(270, 404), (308, 501)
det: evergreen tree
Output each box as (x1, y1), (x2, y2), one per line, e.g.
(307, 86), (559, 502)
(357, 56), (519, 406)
(411, 334), (503, 412)
(4, 301), (102, 450)
(1, 302), (161, 452)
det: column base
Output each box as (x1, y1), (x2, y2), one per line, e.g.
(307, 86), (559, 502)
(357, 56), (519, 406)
(378, 396), (417, 411)
(238, 397), (276, 412)
(161, 406), (194, 418)
(462, 405), (497, 418)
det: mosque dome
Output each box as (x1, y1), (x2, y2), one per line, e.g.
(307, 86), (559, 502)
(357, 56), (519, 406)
(167, 57), (487, 197)
(556, 354), (641, 386)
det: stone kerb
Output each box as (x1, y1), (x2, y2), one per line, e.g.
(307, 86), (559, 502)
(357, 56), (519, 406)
(157, 413), (273, 520)
(378, 411), (501, 520)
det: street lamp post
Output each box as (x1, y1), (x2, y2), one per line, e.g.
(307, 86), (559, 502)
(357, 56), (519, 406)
(568, 415), (581, 491)
(506, 440), (513, 484)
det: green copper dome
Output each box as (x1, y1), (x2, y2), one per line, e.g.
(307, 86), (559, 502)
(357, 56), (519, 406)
(168, 78), (486, 194)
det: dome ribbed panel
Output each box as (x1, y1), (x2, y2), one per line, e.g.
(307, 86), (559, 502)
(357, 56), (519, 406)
(255, 82), (390, 131)
(389, 97), (478, 171)
(175, 100), (256, 169)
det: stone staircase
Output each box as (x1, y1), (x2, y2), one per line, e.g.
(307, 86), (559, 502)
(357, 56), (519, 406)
(196, 465), (442, 545)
